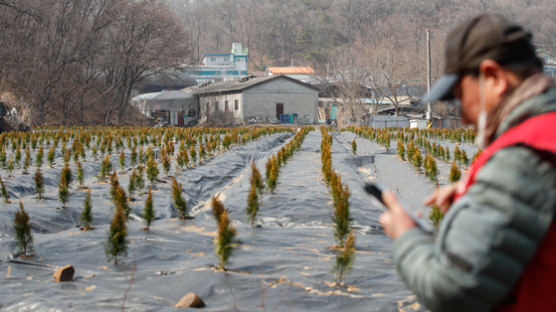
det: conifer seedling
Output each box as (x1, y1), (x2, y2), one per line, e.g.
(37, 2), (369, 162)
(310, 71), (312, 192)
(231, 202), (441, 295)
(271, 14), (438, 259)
(105, 205), (127, 265)
(0, 176), (10, 203)
(171, 177), (188, 219)
(81, 190), (93, 230)
(211, 196), (238, 270)
(34, 169), (44, 200)
(144, 187), (154, 230)
(333, 231), (355, 286)
(14, 201), (33, 257)
(146, 155), (159, 185)
(246, 183), (259, 227)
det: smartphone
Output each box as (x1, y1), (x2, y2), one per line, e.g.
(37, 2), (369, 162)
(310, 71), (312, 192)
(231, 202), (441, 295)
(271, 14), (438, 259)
(363, 182), (434, 234)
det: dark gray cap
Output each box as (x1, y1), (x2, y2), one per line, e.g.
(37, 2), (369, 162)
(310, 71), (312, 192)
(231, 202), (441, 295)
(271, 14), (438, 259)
(423, 14), (538, 103)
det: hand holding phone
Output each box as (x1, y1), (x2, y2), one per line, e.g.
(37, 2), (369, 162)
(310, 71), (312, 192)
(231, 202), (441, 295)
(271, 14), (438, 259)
(363, 182), (434, 234)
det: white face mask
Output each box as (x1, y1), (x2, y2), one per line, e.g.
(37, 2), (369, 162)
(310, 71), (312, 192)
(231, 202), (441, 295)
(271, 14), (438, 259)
(476, 73), (488, 149)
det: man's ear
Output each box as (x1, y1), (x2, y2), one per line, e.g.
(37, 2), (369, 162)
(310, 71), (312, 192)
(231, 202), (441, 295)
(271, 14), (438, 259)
(479, 59), (508, 97)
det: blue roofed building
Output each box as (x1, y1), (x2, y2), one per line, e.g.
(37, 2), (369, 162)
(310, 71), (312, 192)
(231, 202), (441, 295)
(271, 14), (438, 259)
(189, 43), (249, 83)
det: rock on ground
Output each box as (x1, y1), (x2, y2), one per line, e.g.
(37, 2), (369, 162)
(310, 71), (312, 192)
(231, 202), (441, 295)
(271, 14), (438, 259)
(53, 265), (75, 282)
(175, 292), (205, 308)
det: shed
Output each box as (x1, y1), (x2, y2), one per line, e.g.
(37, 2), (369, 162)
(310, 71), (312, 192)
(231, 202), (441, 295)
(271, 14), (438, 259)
(131, 90), (198, 126)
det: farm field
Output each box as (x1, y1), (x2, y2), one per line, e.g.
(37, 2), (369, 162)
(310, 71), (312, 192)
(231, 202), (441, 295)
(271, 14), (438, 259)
(0, 126), (476, 311)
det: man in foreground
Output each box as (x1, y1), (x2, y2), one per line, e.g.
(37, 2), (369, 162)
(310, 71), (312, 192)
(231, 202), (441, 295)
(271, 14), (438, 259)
(379, 14), (556, 311)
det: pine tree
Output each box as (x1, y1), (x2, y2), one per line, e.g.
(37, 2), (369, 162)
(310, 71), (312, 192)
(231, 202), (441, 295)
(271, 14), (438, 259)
(351, 139), (357, 154)
(449, 161), (462, 183)
(146, 155), (159, 185)
(76, 161), (84, 187)
(250, 162), (264, 193)
(429, 204), (444, 231)
(58, 170), (69, 207)
(171, 177), (188, 219)
(412, 148), (422, 171)
(35, 146), (44, 168)
(161, 148), (171, 175)
(7, 156), (14, 176)
(397, 140), (406, 160)
(128, 170), (137, 195)
(22, 146), (30, 174)
(135, 165), (145, 191)
(114, 185), (130, 219)
(119, 149), (125, 170)
(333, 231), (355, 286)
(34, 169), (44, 200)
(0, 176), (10, 203)
(246, 183), (259, 227)
(211, 196), (237, 270)
(105, 205), (127, 265)
(14, 201), (33, 257)
(144, 187), (154, 230)
(99, 155), (112, 179)
(81, 190), (93, 230)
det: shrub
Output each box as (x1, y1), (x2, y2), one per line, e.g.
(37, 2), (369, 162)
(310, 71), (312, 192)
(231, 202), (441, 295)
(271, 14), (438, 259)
(212, 196), (238, 270)
(351, 139), (357, 154)
(14, 201), (33, 256)
(144, 187), (154, 230)
(105, 204), (127, 265)
(34, 169), (44, 200)
(81, 190), (93, 230)
(171, 177), (188, 219)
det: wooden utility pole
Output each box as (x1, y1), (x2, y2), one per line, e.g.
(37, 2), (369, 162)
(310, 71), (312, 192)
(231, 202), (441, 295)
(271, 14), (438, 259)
(426, 28), (432, 122)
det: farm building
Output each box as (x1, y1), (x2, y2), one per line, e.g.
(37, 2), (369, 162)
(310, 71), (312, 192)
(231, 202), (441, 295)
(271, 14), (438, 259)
(130, 90), (198, 126)
(192, 75), (319, 125)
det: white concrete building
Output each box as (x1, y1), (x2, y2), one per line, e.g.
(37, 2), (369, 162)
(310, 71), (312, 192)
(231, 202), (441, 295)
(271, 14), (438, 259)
(192, 75), (319, 125)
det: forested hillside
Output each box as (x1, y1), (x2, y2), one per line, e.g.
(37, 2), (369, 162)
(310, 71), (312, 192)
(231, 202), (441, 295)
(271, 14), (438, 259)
(172, 0), (555, 79)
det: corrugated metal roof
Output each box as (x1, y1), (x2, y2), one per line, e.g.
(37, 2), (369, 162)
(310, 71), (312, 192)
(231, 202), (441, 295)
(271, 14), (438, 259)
(131, 92), (161, 102)
(185, 74), (320, 95)
(154, 90), (194, 100)
(267, 67), (315, 75)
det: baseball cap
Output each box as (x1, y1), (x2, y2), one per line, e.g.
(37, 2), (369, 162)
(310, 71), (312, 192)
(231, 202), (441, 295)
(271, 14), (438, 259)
(423, 14), (538, 103)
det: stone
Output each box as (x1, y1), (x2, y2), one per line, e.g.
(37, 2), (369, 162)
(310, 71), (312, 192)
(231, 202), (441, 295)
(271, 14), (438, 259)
(53, 265), (75, 282)
(175, 292), (205, 308)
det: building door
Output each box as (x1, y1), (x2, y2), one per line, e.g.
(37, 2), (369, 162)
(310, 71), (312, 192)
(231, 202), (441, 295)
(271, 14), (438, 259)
(276, 103), (284, 119)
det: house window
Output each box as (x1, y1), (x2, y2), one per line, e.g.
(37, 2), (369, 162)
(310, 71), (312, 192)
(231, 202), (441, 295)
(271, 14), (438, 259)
(234, 99), (239, 111)
(224, 56), (229, 62)
(211, 57), (216, 62)
(214, 101), (218, 112)
(225, 100), (229, 112)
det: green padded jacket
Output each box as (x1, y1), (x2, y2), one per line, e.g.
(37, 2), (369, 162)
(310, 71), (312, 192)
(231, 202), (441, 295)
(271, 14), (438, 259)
(392, 88), (556, 312)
